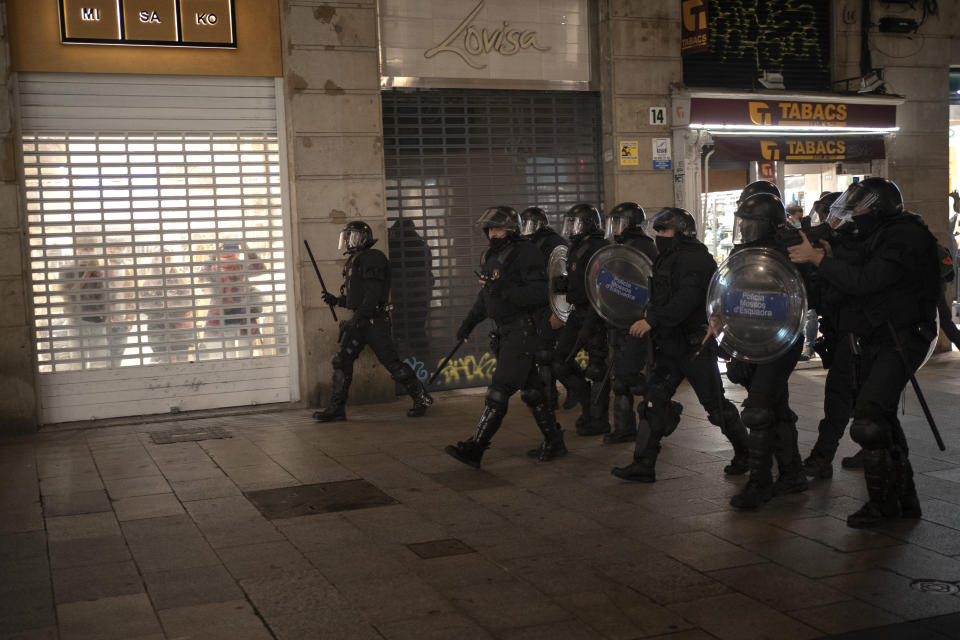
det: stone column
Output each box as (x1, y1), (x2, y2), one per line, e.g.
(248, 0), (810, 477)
(279, 2), (395, 407)
(598, 0), (683, 212)
(0, 13), (38, 433)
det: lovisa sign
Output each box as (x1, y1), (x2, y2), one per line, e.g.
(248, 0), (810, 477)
(380, 0), (589, 86)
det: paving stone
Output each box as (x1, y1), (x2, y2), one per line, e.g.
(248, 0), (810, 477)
(169, 476), (241, 501)
(46, 512), (120, 542)
(53, 560), (144, 604)
(373, 612), (494, 640)
(495, 618), (604, 640)
(48, 535), (132, 569)
(445, 580), (569, 632)
(215, 540), (312, 580)
(707, 562), (850, 612)
(647, 530), (767, 572)
(789, 599), (904, 636)
(157, 600), (273, 640)
(821, 569), (960, 620)
(552, 585), (694, 639)
(245, 480), (397, 520)
(41, 490), (111, 517)
(336, 575), (453, 624)
(113, 493), (185, 521)
(56, 593), (162, 640)
(102, 476), (172, 500)
(775, 515), (903, 552)
(0, 587), (56, 636)
(143, 564), (243, 611)
(667, 592), (821, 640)
(263, 610), (383, 640)
(238, 570), (346, 618)
(39, 473), (104, 496)
(0, 503), (44, 534)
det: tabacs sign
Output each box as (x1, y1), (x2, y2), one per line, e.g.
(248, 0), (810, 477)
(713, 137), (886, 163)
(680, 0), (708, 55)
(691, 97), (897, 129)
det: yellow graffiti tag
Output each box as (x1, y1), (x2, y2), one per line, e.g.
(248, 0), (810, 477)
(438, 352), (498, 384)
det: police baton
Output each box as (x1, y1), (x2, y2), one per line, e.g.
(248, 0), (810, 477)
(303, 240), (338, 322)
(887, 321), (946, 451)
(428, 339), (465, 387)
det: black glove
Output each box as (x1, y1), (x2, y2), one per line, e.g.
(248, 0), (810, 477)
(322, 292), (344, 307)
(552, 274), (568, 294)
(456, 323), (472, 342)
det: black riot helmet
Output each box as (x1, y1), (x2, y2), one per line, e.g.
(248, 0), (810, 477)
(606, 202), (647, 241)
(827, 178), (903, 229)
(733, 193), (786, 244)
(650, 207), (697, 238)
(811, 191), (842, 226)
(560, 203), (603, 240)
(477, 206), (520, 238)
(737, 180), (782, 205)
(519, 206), (549, 237)
(338, 220), (376, 253)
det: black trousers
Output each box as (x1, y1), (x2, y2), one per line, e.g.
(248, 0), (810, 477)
(811, 334), (858, 462)
(612, 330), (647, 384)
(489, 319), (546, 408)
(336, 313), (413, 383)
(742, 339), (803, 420)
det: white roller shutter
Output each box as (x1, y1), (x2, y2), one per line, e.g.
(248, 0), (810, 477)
(19, 73), (297, 423)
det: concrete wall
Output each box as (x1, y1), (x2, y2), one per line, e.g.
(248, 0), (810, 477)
(598, 0), (683, 212)
(833, 0), (958, 242)
(0, 10), (38, 434)
(279, 1), (395, 407)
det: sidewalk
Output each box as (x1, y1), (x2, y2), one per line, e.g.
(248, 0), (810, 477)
(2, 353), (960, 640)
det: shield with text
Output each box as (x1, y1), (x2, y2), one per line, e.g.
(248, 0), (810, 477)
(705, 247), (807, 363)
(584, 244), (654, 329)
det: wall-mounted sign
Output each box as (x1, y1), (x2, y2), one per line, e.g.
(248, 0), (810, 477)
(59, 0), (236, 47)
(690, 97), (897, 130)
(649, 107), (666, 125)
(680, 0), (708, 56)
(380, 0), (590, 87)
(620, 141), (638, 166)
(653, 138), (672, 170)
(712, 137), (886, 163)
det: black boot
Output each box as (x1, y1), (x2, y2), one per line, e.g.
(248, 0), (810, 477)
(526, 402), (567, 462)
(604, 393), (637, 444)
(575, 381), (609, 436)
(773, 420), (808, 496)
(730, 429), (775, 510)
(562, 376), (589, 411)
(847, 448), (901, 528)
(896, 455), (922, 518)
(713, 401), (748, 475)
(445, 406), (503, 469)
(405, 381), (434, 418)
(841, 449), (865, 469)
(611, 416), (662, 483)
(802, 454), (834, 479)
(313, 370), (351, 422)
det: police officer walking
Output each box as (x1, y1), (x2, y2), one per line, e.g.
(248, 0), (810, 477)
(313, 221), (433, 422)
(724, 193), (809, 509)
(445, 207), (566, 468)
(603, 202), (658, 444)
(611, 208), (749, 483)
(789, 178), (939, 528)
(520, 207), (568, 409)
(550, 204), (612, 436)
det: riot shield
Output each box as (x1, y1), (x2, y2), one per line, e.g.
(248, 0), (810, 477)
(547, 244), (573, 322)
(705, 247), (807, 364)
(920, 311), (939, 369)
(584, 244), (653, 329)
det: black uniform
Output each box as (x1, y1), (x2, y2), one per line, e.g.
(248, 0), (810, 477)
(606, 231), (658, 443)
(445, 236), (565, 467)
(813, 211), (939, 527)
(553, 233), (611, 435)
(612, 236), (749, 482)
(314, 245), (432, 421)
(529, 226), (568, 406)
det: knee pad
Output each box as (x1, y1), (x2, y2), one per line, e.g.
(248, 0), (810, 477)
(740, 407), (774, 430)
(485, 386), (510, 412)
(520, 387), (543, 407)
(388, 361), (415, 384)
(611, 378), (630, 396)
(708, 400), (740, 428)
(630, 378), (647, 399)
(585, 361), (606, 382)
(647, 383), (671, 408)
(850, 419), (890, 450)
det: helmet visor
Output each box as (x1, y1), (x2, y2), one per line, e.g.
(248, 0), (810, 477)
(520, 217), (542, 236)
(338, 229), (365, 252)
(825, 186), (878, 229)
(732, 217), (769, 244)
(606, 215), (628, 239)
(561, 216), (584, 239)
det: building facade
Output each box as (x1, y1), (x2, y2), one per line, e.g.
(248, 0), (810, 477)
(0, 0), (955, 431)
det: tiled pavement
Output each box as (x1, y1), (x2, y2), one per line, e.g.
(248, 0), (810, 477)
(3, 353), (960, 640)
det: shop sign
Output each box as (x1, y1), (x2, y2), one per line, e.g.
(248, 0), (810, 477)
(59, 0), (236, 47)
(713, 137), (886, 163)
(680, 0), (708, 55)
(758, 161), (778, 183)
(652, 138), (672, 170)
(380, 0), (589, 85)
(691, 97), (896, 129)
(620, 141), (638, 166)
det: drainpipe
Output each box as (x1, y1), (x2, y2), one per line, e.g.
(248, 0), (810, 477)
(701, 145), (716, 252)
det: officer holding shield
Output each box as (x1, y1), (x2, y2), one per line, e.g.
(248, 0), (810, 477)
(445, 207), (566, 468)
(550, 204), (612, 436)
(602, 202), (658, 444)
(611, 208), (749, 483)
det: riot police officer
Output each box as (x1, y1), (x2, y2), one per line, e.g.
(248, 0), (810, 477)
(445, 207), (566, 468)
(551, 203), (611, 436)
(603, 202), (658, 444)
(314, 221), (433, 422)
(520, 207), (568, 409)
(738, 180), (781, 205)
(612, 208), (749, 482)
(789, 178), (940, 528)
(724, 193), (809, 509)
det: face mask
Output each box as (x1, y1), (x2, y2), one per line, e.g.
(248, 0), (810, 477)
(790, 219), (802, 229)
(489, 235), (510, 251)
(853, 212), (879, 236)
(655, 236), (675, 253)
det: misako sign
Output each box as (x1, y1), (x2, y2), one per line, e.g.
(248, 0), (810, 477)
(690, 97), (897, 129)
(681, 0), (709, 55)
(713, 137), (886, 163)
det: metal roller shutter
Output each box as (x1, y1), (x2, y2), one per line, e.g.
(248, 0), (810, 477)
(19, 73), (296, 423)
(382, 88), (603, 390)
